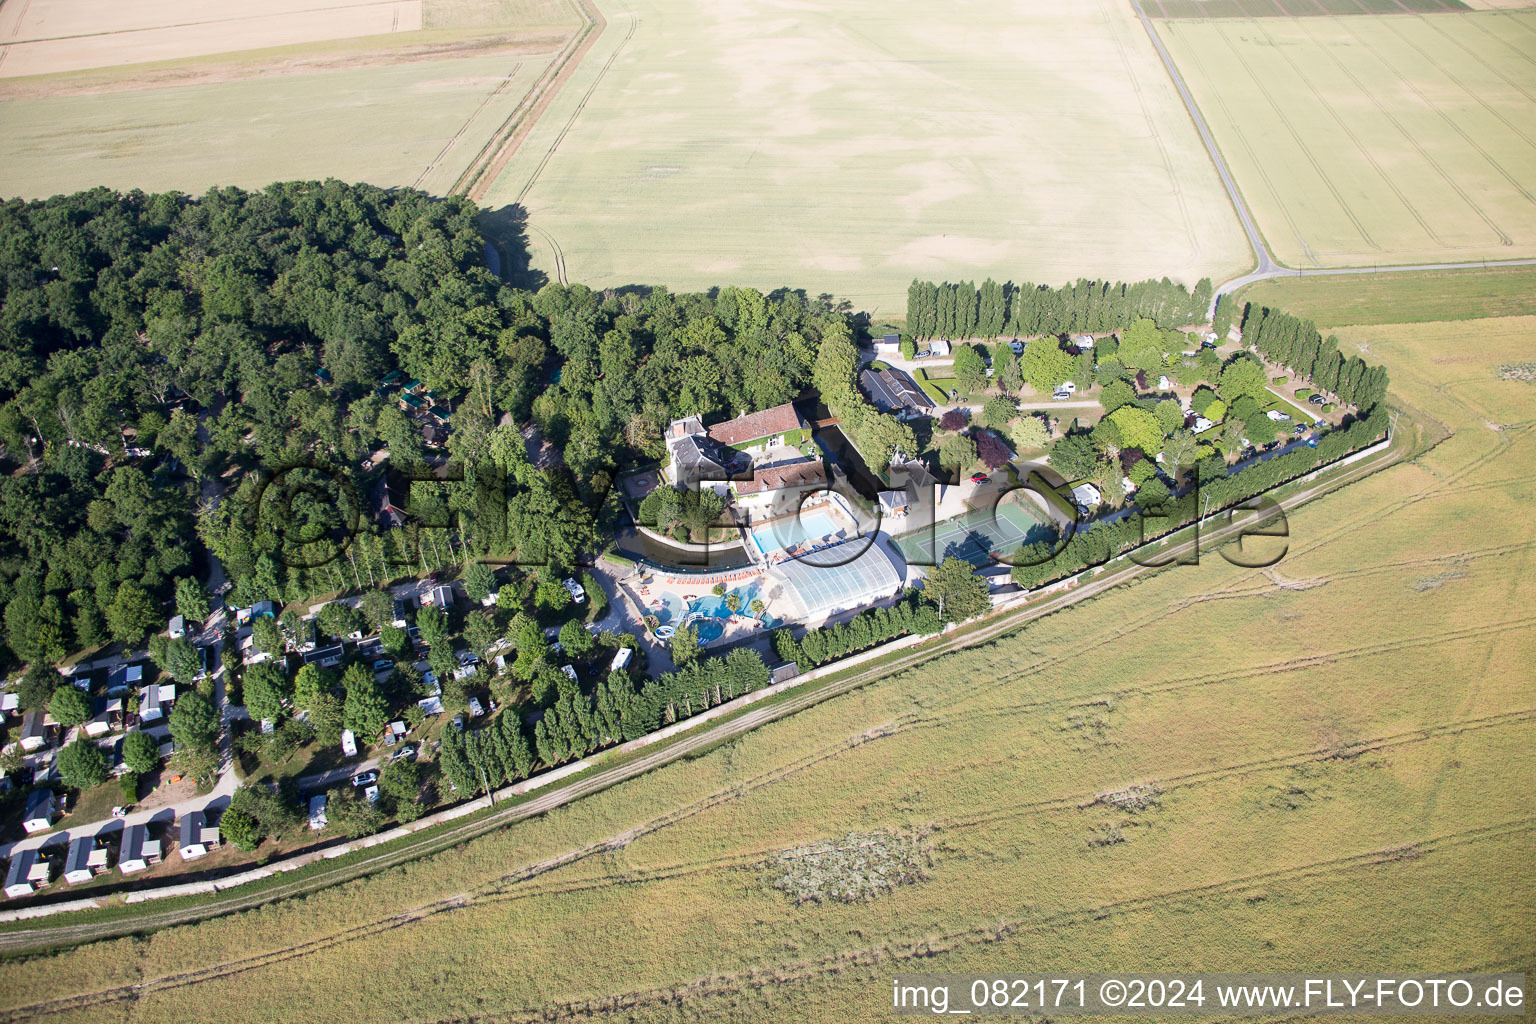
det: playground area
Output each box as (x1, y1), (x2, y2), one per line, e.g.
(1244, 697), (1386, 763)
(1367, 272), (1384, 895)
(895, 498), (1053, 569)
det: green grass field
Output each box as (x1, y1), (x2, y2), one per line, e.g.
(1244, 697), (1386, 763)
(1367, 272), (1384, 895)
(1238, 266), (1536, 324)
(1160, 12), (1536, 269)
(482, 0), (1250, 313)
(2, 310), (1530, 1021)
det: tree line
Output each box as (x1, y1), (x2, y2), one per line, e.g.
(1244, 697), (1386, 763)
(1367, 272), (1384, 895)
(1011, 404), (1391, 590)
(906, 277), (1213, 342)
(1242, 304), (1389, 412)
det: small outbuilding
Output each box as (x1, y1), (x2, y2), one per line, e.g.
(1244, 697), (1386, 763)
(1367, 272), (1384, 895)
(118, 823), (161, 874)
(22, 789), (56, 834)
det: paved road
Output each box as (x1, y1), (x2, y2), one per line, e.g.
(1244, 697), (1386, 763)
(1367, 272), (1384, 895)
(0, 435), (1404, 958)
(1127, 0), (1275, 285)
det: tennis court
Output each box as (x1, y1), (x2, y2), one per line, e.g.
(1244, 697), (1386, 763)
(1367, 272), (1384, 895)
(896, 499), (1053, 567)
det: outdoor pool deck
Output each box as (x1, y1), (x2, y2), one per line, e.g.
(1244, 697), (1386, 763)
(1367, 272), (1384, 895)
(631, 570), (786, 647)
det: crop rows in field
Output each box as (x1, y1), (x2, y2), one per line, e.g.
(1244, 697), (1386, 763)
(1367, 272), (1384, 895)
(1149, 0), (1470, 18)
(1160, 12), (1536, 267)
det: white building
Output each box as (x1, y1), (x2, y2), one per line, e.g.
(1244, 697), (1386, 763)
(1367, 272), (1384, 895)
(22, 789), (56, 834)
(118, 823), (161, 874)
(179, 811), (219, 860)
(4, 848), (49, 898)
(309, 795), (328, 831)
(64, 835), (108, 884)
(1071, 483), (1103, 512)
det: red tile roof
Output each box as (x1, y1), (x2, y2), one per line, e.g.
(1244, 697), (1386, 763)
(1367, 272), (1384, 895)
(733, 460), (828, 496)
(706, 402), (803, 447)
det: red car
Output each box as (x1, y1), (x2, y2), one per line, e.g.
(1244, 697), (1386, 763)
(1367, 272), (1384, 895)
(970, 473), (989, 484)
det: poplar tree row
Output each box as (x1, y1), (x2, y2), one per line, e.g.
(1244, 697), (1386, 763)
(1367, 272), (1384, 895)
(907, 277), (1212, 341)
(1241, 304), (1390, 412)
(771, 595), (941, 669)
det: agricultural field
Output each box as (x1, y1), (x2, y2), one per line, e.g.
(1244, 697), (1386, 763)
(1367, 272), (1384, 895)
(1159, 12), (1536, 269)
(1239, 265), (1536, 324)
(1, 313), (1530, 1020)
(1148, 0), (1471, 17)
(481, 0), (1251, 314)
(0, 0), (580, 197)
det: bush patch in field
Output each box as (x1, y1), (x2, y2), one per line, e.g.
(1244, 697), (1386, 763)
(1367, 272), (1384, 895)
(764, 828), (936, 905)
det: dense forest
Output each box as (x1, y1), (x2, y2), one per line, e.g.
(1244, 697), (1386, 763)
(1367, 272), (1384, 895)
(0, 182), (862, 672)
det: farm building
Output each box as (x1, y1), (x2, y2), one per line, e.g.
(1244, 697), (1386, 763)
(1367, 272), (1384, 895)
(927, 339), (952, 357)
(873, 332), (901, 355)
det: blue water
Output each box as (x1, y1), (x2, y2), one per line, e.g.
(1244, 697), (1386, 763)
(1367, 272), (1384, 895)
(648, 580), (780, 633)
(751, 511), (840, 556)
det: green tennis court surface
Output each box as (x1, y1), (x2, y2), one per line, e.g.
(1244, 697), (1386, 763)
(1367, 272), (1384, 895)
(895, 499), (1052, 567)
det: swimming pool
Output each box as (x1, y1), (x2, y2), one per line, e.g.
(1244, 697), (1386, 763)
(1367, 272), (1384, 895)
(750, 510), (840, 557)
(646, 579), (780, 639)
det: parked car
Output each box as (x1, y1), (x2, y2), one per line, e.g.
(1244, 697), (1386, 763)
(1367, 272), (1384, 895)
(352, 771), (378, 787)
(1294, 423), (1307, 435)
(969, 473), (989, 484)
(394, 744), (418, 761)
(371, 658), (393, 672)
(1052, 391), (1071, 401)
(1308, 394), (1326, 405)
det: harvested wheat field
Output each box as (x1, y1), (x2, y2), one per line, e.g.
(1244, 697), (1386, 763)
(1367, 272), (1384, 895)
(482, 0), (1251, 313)
(0, 308), (1529, 1021)
(1159, 12), (1536, 269)
(0, 0), (579, 197)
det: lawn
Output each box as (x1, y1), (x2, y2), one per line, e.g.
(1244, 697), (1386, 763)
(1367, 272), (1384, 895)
(917, 376), (958, 405)
(483, 0), (1250, 311)
(1237, 266), (1536, 325)
(1160, 13), (1536, 268)
(1262, 387), (1318, 423)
